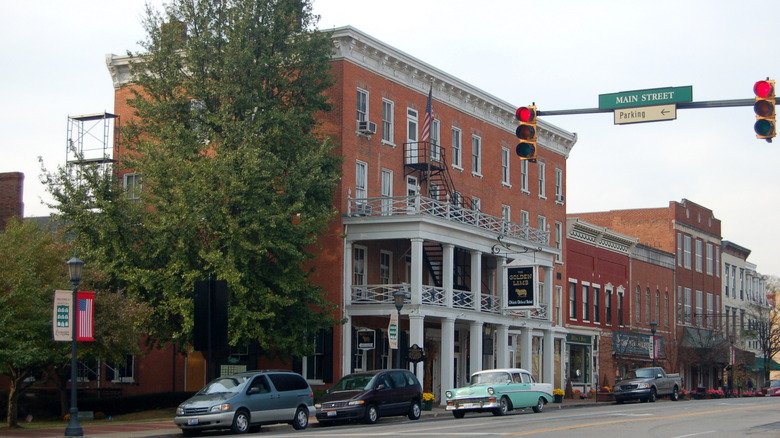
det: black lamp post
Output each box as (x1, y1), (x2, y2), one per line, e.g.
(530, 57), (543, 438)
(393, 290), (406, 369)
(649, 321), (658, 368)
(65, 256), (84, 437)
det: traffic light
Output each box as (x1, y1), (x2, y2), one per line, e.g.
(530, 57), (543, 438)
(515, 105), (537, 161)
(754, 79), (776, 142)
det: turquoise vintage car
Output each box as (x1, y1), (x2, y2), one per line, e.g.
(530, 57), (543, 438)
(445, 368), (553, 418)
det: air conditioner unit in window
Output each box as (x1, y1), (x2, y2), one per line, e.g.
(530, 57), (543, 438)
(357, 120), (377, 134)
(556, 194), (565, 203)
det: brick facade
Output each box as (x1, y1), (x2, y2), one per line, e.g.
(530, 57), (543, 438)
(0, 172), (24, 230)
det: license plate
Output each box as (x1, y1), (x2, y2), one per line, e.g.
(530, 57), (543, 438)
(461, 403), (478, 409)
(327, 411), (337, 417)
(187, 418), (199, 425)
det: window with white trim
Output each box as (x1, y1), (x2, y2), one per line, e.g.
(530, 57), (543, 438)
(451, 127), (462, 168)
(554, 221), (563, 263)
(501, 147), (510, 185)
(695, 239), (703, 272)
(357, 88), (368, 122)
(381, 99), (394, 144)
(520, 160), (529, 192)
(355, 161), (368, 199)
(471, 135), (482, 175)
(538, 161), (546, 198)
(124, 173), (142, 201)
(431, 120), (441, 161)
(381, 168), (392, 215)
(555, 168), (563, 202)
(683, 235), (692, 269)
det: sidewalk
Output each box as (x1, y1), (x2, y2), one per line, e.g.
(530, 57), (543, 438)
(0, 397), (615, 438)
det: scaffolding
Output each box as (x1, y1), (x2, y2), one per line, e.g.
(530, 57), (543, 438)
(66, 112), (118, 166)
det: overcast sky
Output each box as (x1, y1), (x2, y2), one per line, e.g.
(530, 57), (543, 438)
(2, 0), (778, 277)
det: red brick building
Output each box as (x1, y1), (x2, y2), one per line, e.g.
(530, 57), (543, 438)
(573, 199), (723, 390)
(105, 26), (578, 401)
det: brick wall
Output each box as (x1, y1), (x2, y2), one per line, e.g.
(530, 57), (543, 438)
(0, 172), (24, 230)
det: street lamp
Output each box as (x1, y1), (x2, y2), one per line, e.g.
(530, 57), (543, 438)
(728, 333), (736, 398)
(649, 321), (658, 368)
(65, 256), (84, 437)
(393, 290), (406, 369)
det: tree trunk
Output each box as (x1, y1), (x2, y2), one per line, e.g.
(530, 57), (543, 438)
(6, 380), (19, 428)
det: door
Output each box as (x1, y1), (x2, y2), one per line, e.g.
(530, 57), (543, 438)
(245, 375), (276, 423)
(406, 176), (418, 213)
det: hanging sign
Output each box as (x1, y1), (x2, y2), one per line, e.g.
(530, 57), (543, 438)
(357, 330), (376, 350)
(388, 312), (398, 350)
(505, 266), (537, 309)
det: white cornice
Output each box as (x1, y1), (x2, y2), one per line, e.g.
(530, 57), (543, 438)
(330, 26), (577, 158)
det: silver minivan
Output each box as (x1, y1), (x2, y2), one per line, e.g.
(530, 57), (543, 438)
(174, 370), (314, 436)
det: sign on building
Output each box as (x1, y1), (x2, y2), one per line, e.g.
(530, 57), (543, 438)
(505, 266), (538, 309)
(357, 329), (376, 350)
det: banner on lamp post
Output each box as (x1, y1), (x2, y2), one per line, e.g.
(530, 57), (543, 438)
(53, 290), (72, 341)
(388, 312), (398, 350)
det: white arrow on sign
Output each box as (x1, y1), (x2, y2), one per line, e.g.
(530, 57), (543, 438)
(614, 104), (677, 125)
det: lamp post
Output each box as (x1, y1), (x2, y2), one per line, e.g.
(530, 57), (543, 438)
(65, 256), (84, 437)
(393, 290), (406, 369)
(649, 321), (658, 368)
(728, 334), (735, 398)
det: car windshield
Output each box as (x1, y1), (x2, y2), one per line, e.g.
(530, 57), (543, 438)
(197, 376), (250, 395)
(471, 372), (511, 385)
(332, 374), (375, 391)
(625, 369), (655, 379)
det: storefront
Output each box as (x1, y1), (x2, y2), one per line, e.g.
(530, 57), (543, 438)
(567, 333), (592, 393)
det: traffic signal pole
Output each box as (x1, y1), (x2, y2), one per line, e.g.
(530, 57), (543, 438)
(537, 98), (764, 117)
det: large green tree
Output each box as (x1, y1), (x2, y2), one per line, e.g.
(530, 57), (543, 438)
(46, 0), (341, 358)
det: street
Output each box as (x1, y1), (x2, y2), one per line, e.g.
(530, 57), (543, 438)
(249, 398), (780, 438)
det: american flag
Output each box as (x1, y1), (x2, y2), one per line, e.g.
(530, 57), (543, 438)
(421, 87), (433, 143)
(77, 291), (95, 342)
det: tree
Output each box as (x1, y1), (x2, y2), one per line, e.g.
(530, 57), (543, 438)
(0, 219), (70, 426)
(0, 219), (151, 424)
(747, 275), (780, 381)
(45, 0), (342, 359)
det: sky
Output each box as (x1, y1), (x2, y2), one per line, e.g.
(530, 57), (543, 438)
(1, 0), (778, 276)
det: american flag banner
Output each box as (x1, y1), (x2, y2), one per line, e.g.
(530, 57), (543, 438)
(421, 87), (433, 143)
(77, 291), (95, 342)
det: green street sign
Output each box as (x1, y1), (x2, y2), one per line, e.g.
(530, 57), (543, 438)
(599, 86), (693, 110)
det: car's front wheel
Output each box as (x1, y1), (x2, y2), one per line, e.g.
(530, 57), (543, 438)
(532, 397), (545, 413)
(231, 409), (250, 434)
(292, 406), (309, 430)
(452, 410), (465, 419)
(492, 396), (510, 416)
(364, 404), (379, 424)
(648, 388), (657, 403)
(408, 400), (422, 420)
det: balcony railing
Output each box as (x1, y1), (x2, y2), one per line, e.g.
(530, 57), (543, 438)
(347, 194), (549, 246)
(351, 283), (502, 314)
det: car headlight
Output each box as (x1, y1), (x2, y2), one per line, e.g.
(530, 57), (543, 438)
(176, 407), (184, 415)
(641, 383), (650, 389)
(314, 403), (322, 409)
(347, 400), (365, 406)
(487, 387), (495, 395)
(445, 391), (453, 398)
(210, 403), (231, 412)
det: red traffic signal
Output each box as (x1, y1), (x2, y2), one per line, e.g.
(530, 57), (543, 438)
(754, 79), (776, 141)
(515, 105), (537, 161)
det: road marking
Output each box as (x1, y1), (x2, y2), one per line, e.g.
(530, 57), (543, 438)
(509, 402), (780, 436)
(671, 431), (716, 437)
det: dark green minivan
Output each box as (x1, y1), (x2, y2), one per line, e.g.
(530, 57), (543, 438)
(174, 370), (314, 435)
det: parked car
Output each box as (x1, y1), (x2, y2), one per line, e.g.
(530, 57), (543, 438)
(613, 367), (683, 403)
(315, 369), (422, 425)
(174, 370), (314, 436)
(444, 368), (553, 418)
(760, 380), (780, 396)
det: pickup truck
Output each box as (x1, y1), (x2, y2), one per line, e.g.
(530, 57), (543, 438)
(613, 367), (683, 403)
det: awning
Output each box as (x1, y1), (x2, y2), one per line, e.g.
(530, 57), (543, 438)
(754, 357), (780, 371)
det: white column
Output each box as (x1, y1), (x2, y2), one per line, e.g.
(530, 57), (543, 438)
(496, 256), (506, 310)
(341, 318), (352, 377)
(495, 324), (509, 369)
(443, 243), (454, 308)
(470, 250), (481, 311)
(342, 241), (353, 376)
(469, 321), (484, 375)
(410, 238), (424, 305)
(543, 329), (555, 384)
(520, 328), (532, 370)
(440, 317), (455, 404)
(409, 314), (425, 384)
(544, 265), (554, 320)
